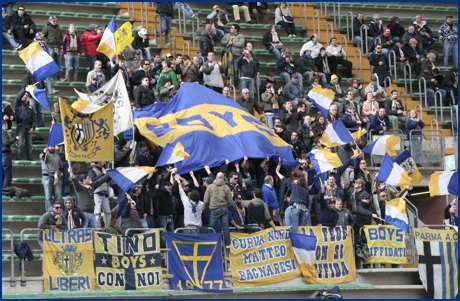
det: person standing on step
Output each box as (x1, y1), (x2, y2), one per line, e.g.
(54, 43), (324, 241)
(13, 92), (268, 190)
(62, 196), (86, 229)
(81, 23), (102, 70)
(2, 120), (19, 188)
(155, 2), (174, 47)
(40, 145), (63, 212)
(221, 24), (245, 88)
(43, 15), (64, 81)
(14, 90), (35, 162)
(87, 161), (112, 229)
(61, 23), (82, 82)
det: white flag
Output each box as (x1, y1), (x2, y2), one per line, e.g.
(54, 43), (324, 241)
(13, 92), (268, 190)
(75, 70), (133, 135)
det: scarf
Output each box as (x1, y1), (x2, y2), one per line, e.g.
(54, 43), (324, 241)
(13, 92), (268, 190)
(189, 199), (198, 216)
(324, 184), (337, 199)
(271, 30), (280, 43)
(232, 201), (244, 224)
(322, 57), (330, 74)
(67, 209), (76, 229)
(271, 94), (280, 114)
(391, 99), (401, 110)
(373, 84), (378, 92)
(281, 53), (296, 74)
(69, 33), (78, 51)
(84, 184), (94, 199)
(228, 33), (236, 53)
(304, 123), (314, 137)
(50, 211), (63, 225)
(377, 116), (386, 127)
(346, 111), (357, 121)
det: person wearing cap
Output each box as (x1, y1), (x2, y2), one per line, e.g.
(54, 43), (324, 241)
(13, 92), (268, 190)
(62, 23), (83, 82)
(82, 23), (102, 70)
(353, 192), (382, 249)
(261, 83), (283, 129)
(364, 76), (387, 107)
(418, 27), (438, 58)
(203, 52), (225, 93)
(440, 66), (458, 104)
(326, 37), (353, 78)
(156, 60), (178, 93)
(62, 196), (86, 229)
(284, 74), (309, 110)
(376, 28), (394, 57)
(368, 14), (383, 38)
(205, 5), (229, 40)
(438, 16), (458, 68)
(221, 24), (245, 87)
(132, 28), (152, 62)
(11, 5), (36, 48)
(229, 193), (245, 231)
(384, 90), (407, 131)
(155, 2), (174, 46)
(2, 6), (22, 50)
(328, 74), (344, 107)
(276, 48), (303, 88)
(317, 196), (338, 228)
(43, 15), (64, 81)
(298, 47), (327, 89)
(114, 138), (134, 168)
(341, 103), (363, 129)
(158, 78), (176, 102)
(353, 12), (374, 52)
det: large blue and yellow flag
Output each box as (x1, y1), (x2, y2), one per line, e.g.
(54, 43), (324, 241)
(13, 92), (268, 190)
(166, 232), (232, 293)
(60, 98), (113, 162)
(134, 83), (296, 173)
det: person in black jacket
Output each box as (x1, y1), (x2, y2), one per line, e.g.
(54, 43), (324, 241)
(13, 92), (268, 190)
(317, 196), (339, 228)
(199, 24), (214, 59)
(387, 16), (405, 42)
(153, 180), (174, 247)
(137, 177), (157, 229)
(353, 12), (374, 51)
(14, 90), (35, 161)
(121, 193), (142, 236)
(353, 192), (382, 243)
(133, 59), (158, 89)
(21, 71), (45, 128)
(155, 2), (174, 46)
(62, 196), (86, 229)
(132, 28), (151, 61)
(134, 77), (153, 108)
(114, 138), (133, 168)
(2, 6), (21, 49)
(441, 66), (458, 104)
(262, 25), (283, 59)
(110, 56), (133, 100)
(11, 5), (36, 47)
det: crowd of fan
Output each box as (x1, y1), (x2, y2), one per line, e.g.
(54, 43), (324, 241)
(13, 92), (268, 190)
(1, 2), (458, 266)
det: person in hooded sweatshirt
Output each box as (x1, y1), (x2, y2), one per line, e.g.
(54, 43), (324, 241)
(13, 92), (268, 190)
(317, 195), (339, 228)
(62, 196), (86, 229)
(242, 188), (280, 232)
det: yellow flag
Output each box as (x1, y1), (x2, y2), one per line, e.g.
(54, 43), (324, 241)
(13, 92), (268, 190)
(114, 21), (135, 55)
(59, 98), (114, 162)
(352, 128), (367, 142)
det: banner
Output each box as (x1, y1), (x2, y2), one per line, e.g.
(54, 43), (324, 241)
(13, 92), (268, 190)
(60, 98), (114, 162)
(414, 228), (458, 299)
(75, 70), (133, 135)
(94, 229), (162, 290)
(229, 227), (301, 287)
(166, 233), (231, 292)
(298, 226), (356, 284)
(43, 229), (95, 292)
(363, 225), (407, 264)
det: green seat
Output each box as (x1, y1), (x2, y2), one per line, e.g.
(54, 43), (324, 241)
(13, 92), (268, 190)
(2, 50), (12, 54)
(376, 4), (387, 8)
(117, 15), (130, 20)
(387, 4), (399, 9)
(253, 49), (266, 54)
(47, 10), (61, 15)
(10, 64), (25, 69)
(400, 5), (411, 9)
(411, 5), (423, 9)
(447, 7), (457, 11)
(363, 3), (375, 8)
(35, 127), (51, 132)
(62, 12), (75, 16)
(90, 13), (103, 18)
(76, 12), (90, 17)
(292, 37), (307, 42)
(105, 3), (117, 7)
(252, 24), (266, 28)
(90, 2), (104, 6)
(103, 14), (114, 19)
(33, 10), (47, 14)
(199, 8), (213, 14)
(422, 5), (435, 9)
(2, 215), (41, 221)
(2, 254), (43, 260)
(2, 79), (7, 84)
(8, 79), (22, 84)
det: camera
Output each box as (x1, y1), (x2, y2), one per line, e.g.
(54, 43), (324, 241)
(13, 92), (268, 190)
(215, 9), (219, 13)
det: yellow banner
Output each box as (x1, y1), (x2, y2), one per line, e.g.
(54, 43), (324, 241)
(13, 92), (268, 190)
(298, 226), (356, 284)
(229, 227), (301, 287)
(94, 229), (162, 291)
(363, 225), (407, 264)
(43, 229), (95, 292)
(60, 99), (114, 162)
(114, 22), (134, 55)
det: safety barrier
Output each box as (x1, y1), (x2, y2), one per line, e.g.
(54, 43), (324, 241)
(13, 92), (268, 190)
(2, 228), (16, 287)
(408, 129), (444, 167)
(139, 2), (149, 29)
(353, 49), (363, 81)
(182, 42), (190, 57)
(368, 129), (404, 166)
(450, 105), (458, 137)
(325, 23), (334, 45)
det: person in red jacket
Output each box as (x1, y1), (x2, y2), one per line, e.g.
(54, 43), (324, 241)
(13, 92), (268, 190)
(81, 23), (102, 70)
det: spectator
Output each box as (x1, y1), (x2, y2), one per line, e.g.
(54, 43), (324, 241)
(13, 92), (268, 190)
(328, 74), (344, 107)
(326, 37), (353, 78)
(341, 104), (363, 129)
(413, 15), (432, 35)
(317, 196), (338, 228)
(404, 38), (422, 76)
(203, 172), (232, 246)
(158, 79), (176, 102)
(87, 161), (111, 229)
(354, 158), (372, 194)
(422, 52), (444, 83)
(284, 74), (309, 109)
(229, 193), (244, 230)
(156, 60), (179, 92)
(314, 47), (334, 83)
(248, 2), (270, 24)
(2, 100), (15, 138)
(2, 120), (19, 188)
(261, 83), (283, 129)
(369, 108), (392, 135)
(298, 47), (327, 88)
(441, 66), (458, 104)
(205, 5), (229, 40)
(242, 188), (280, 230)
(199, 24), (214, 59)
(51, 103), (62, 125)
(2, 2), (15, 16)
(387, 16), (405, 42)
(11, 5), (36, 47)
(86, 60), (106, 93)
(14, 90), (34, 161)
(181, 54), (200, 80)
(326, 104), (339, 124)
(133, 59), (157, 89)
(155, 2), (174, 46)
(2, 7), (21, 49)
(418, 66), (447, 106)
(276, 48), (303, 87)
(221, 24), (245, 88)
(40, 146), (63, 212)
(335, 198), (354, 226)
(174, 174), (203, 228)
(368, 14), (383, 38)
(312, 113), (327, 137)
(279, 100), (302, 134)
(418, 27), (437, 58)
(377, 28), (394, 57)
(111, 56), (133, 98)
(361, 91), (380, 124)
(438, 16), (458, 68)
(237, 88), (263, 117)
(274, 2), (296, 38)
(273, 119), (290, 143)
(174, 2), (196, 20)
(260, 175), (280, 224)
(339, 90), (358, 117)
(405, 110), (425, 165)
(300, 34), (322, 58)
(222, 86), (234, 100)
(353, 12), (374, 51)
(348, 79), (366, 105)
(34, 32), (59, 95)
(134, 77), (153, 108)
(402, 26), (423, 53)
(227, 2), (252, 24)
(132, 28), (151, 61)
(43, 15), (64, 81)
(153, 179), (174, 246)
(297, 115), (314, 152)
(259, 71), (281, 95)
(81, 24), (102, 70)
(262, 24), (284, 59)
(391, 40), (412, 78)
(384, 90), (408, 131)
(364, 76), (387, 107)
(443, 199), (457, 228)
(369, 45), (392, 87)
(62, 196), (85, 229)
(121, 195), (141, 235)
(61, 23), (82, 82)
(237, 48), (258, 97)
(347, 178), (368, 216)
(203, 52), (225, 93)
(38, 203), (68, 249)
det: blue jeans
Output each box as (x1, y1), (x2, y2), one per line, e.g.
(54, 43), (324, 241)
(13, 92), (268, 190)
(426, 88), (447, 106)
(42, 174), (62, 212)
(265, 112), (276, 129)
(156, 15), (172, 44)
(443, 41), (458, 68)
(174, 2), (194, 19)
(209, 206), (230, 247)
(271, 48), (282, 59)
(140, 215), (155, 228)
(86, 54), (98, 70)
(65, 53), (80, 76)
(240, 77), (255, 97)
(28, 95), (45, 128)
(16, 124), (33, 160)
(159, 215), (174, 247)
(83, 212), (97, 229)
(290, 207), (311, 234)
(47, 47), (63, 79)
(141, 49), (152, 62)
(354, 36), (374, 51)
(61, 161), (70, 196)
(2, 32), (20, 48)
(2, 154), (12, 188)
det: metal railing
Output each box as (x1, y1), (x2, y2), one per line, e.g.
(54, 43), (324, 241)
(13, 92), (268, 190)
(176, 2), (186, 34)
(330, 2), (339, 28)
(319, 2), (327, 15)
(2, 228), (16, 287)
(153, 14), (161, 47)
(19, 228), (43, 286)
(118, 2), (134, 17)
(170, 27), (177, 56)
(403, 64), (413, 95)
(182, 42), (190, 57)
(399, 90), (408, 112)
(430, 118), (439, 131)
(374, 36), (382, 47)
(256, 73), (261, 103)
(140, 2), (149, 29)
(389, 50), (398, 81)
(191, 16), (199, 47)
(418, 77), (427, 108)
(414, 104), (423, 120)
(174, 227), (216, 234)
(340, 36), (349, 58)
(450, 105), (458, 137)
(433, 90), (445, 123)
(354, 49), (363, 81)
(228, 84), (236, 100)
(359, 25), (369, 54)
(312, 10), (321, 39)
(300, 2), (308, 27)
(346, 11), (353, 41)
(325, 23), (334, 44)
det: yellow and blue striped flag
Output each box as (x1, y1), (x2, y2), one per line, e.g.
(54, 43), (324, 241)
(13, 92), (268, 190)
(18, 42), (60, 82)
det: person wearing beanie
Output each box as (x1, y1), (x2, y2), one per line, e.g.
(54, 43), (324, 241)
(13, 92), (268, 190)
(62, 196), (86, 229)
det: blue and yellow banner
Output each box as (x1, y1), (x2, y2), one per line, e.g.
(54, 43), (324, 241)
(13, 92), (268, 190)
(94, 230), (162, 290)
(166, 232), (231, 292)
(363, 225), (407, 264)
(60, 98), (114, 162)
(229, 227), (301, 287)
(43, 229), (95, 292)
(298, 226), (356, 284)
(134, 83), (296, 173)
